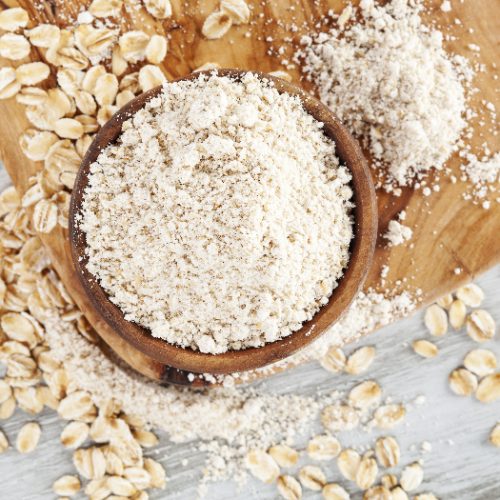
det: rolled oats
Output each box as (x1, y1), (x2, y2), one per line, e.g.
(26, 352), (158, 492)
(348, 380), (381, 409)
(138, 64), (166, 92)
(268, 444), (299, 468)
(123, 466), (151, 489)
(400, 462), (423, 492)
(448, 368), (477, 396)
(144, 457), (167, 489)
(424, 304), (448, 336)
(466, 309), (496, 342)
(463, 349), (497, 377)
(88, 0), (123, 17)
(298, 465), (326, 491)
(375, 436), (400, 468)
(322, 403), (359, 432)
(19, 129), (58, 162)
(25, 24), (61, 48)
(0, 429), (8, 453)
(374, 404), (406, 429)
(58, 390), (96, 420)
(107, 475), (137, 496)
(32, 199), (58, 233)
(0, 33), (30, 60)
(16, 87), (47, 106)
(489, 423), (500, 447)
(277, 474), (302, 500)
(456, 283), (484, 307)
(119, 31), (150, 62)
(449, 299), (467, 330)
(320, 346), (346, 373)
(322, 483), (349, 500)
(221, 0), (251, 25)
(436, 293), (453, 309)
(0, 380), (12, 404)
(0, 397), (16, 419)
(115, 89), (135, 108)
(0, 67), (20, 100)
(201, 11), (232, 40)
(54, 118), (84, 139)
(356, 455), (378, 490)
(14, 386), (44, 414)
(16, 421), (41, 453)
(363, 485), (391, 500)
(97, 104), (118, 125)
(345, 346), (376, 374)
(61, 421), (89, 449)
(15, 62), (50, 85)
(307, 434), (341, 461)
(53, 475), (81, 496)
(0, 8), (29, 31)
(476, 373), (500, 403)
(412, 339), (438, 358)
(144, 0), (172, 19)
(145, 34), (168, 64)
(391, 486), (409, 500)
(82, 65), (107, 93)
(245, 450), (280, 483)
(380, 474), (398, 489)
(337, 448), (361, 481)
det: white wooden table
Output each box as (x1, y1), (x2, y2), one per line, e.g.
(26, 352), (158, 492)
(0, 167), (499, 499)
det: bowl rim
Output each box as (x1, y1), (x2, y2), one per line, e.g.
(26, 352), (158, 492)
(69, 68), (377, 375)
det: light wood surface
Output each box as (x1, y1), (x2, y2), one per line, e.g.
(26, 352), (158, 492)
(0, 0), (499, 382)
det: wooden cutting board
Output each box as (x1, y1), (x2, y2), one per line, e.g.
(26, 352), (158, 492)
(0, 0), (499, 384)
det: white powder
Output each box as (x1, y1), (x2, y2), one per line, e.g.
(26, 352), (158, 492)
(460, 152), (500, 205)
(80, 72), (354, 354)
(384, 220), (413, 247)
(43, 286), (414, 483)
(299, 0), (468, 189)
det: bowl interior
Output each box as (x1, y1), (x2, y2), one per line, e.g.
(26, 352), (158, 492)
(69, 69), (377, 375)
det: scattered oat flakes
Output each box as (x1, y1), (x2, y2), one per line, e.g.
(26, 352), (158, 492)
(322, 403), (359, 432)
(307, 434), (341, 461)
(424, 304), (448, 336)
(463, 349), (497, 377)
(375, 436), (400, 468)
(0, 429), (9, 453)
(348, 380), (381, 409)
(60, 421), (90, 449)
(400, 462), (423, 492)
(449, 299), (467, 330)
(145, 35), (168, 65)
(436, 294), (453, 309)
(374, 404), (406, 429)
(277, 474), (302, 500)
(269, 444), (299, 468)
(456, 284), (484, 307)
(449, 368), (478, 396)
(356, 455), (378, 490)
(245, 450), (280, 483)
(53, 475), (81, 497)
(322, 483), (350, 500)
(337, 448), (361, 481)
(144, 0), (172, 19)
(221, 0), (251, 25)
(476, 374), (500, 403)
(466, 310), (496, 342)
(298, 465), (326, 491)
(320, 346), (346, 373)
(489, 423), (500, 447)
(202, 11), (233, 40)
(412, 339), (438, 358)
(345, 346), (376, 374)
(16, 422), (41, 453)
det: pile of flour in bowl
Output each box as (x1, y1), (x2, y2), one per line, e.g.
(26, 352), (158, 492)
(80, 72), (354, 354)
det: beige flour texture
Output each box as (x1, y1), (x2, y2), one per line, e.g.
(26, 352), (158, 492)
(80, 72), (354, 354)
(299, 0), (469, 190)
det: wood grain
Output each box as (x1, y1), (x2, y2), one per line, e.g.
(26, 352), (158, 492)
(0, 0), (499, 382)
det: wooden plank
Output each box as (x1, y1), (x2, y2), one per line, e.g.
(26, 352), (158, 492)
(0, 0), (499, 381)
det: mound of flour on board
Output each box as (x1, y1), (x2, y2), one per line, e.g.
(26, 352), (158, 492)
(299, 0), (470, 190)
(80, 72), (353, 354)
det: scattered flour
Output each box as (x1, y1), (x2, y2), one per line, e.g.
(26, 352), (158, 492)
(80, 72), (354, 354)
(299, 0), (469, 190)
(384, 220), (414, 247)
(460, 152), (500, 206)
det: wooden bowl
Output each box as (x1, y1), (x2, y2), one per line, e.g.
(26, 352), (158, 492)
(69, 69), (377, 377)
